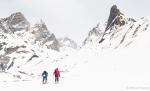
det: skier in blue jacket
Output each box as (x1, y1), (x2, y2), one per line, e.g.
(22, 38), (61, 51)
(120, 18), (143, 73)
(42, 70), (48, 84)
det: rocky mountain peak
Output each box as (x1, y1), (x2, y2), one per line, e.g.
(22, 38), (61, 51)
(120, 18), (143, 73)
(84, 5), (150, 51)
(105, 5), (124, 31)
(32, 20), (52, 42)
(31, 20), (60, 51)
(0, 12), (30, 33)
(8, 12), (27, 25)
(33, 20), (48, 32)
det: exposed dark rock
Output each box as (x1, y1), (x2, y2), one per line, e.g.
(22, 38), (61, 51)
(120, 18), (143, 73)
(16, 50), (29, 54)
(0, 12), (30, 33)
(105, 5), (124, 31)
(34, 20), (48, 32)
(5, 46), (19, 55)
(98, 5), (125, 44)
(32, 20), (51, 42)
(99, 38), (105, 43)
(128, 18), (136, 22)
(0, 42), (7, 50)
(46, 34), (60, 51)
(28, 54), (39, 61)
(7, 61), (14, 70)
(0, 63), (5, 71)
(32, 21), (60, 51)
(0, 55), (10, 71)
(0, 22), (8, 33)
(132, 25), (141, 37)
(4, 45), (26, 55)
(7, 12), (30, 32)
(8, 12), (26, 25)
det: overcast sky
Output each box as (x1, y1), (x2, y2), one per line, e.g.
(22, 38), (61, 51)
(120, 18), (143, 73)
(0, 0), (150, 44)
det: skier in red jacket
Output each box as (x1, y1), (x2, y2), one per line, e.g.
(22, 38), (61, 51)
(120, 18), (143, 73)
(53, 68), (60, 83)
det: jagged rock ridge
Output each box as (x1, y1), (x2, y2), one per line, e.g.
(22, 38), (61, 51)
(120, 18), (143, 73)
(0, 12), (30, 33)
(105, 5), (125, 31)
(31, 20), (60, 51)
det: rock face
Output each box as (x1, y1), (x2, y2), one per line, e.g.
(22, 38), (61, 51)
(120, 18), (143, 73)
(32, 20), (50, 42)
(0, 12), (30, 33)
(105, 5), (124, 31)
(45, 34), (60, 51)
(0, 55), (10, 71)
(32, 20), (60, 51)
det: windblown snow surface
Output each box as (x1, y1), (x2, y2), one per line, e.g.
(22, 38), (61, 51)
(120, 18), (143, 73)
(1, 16), (150, 91)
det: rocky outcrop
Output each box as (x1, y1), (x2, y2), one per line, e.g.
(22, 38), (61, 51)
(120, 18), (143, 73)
(105, 5), (125, 31)
(0, 42), (7, 50)
(28, 54), (39, 62)
(0, 12), (30, 33)
(32, 20), (51, 42)
(0, 55), (10, 70)
(32, 20), (60, 51)
(4, 46), (26, 55)
(45, 34), (60, 51)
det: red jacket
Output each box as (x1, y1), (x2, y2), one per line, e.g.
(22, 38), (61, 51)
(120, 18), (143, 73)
(54, 68), (60, 77)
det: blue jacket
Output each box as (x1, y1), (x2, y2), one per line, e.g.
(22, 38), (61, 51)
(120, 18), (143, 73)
(42, 71), (48, 77)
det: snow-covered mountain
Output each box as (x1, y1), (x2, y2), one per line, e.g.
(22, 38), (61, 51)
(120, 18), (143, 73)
(0, 12), (77, 81)
(84, 5), (150, 52)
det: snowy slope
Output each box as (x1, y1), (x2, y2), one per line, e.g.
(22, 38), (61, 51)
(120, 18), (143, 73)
(1, 29), (150, 91)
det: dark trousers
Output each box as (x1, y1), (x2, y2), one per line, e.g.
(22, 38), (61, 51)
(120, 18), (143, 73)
(55, 76), (59, 83)
(43, 77), (47, 84)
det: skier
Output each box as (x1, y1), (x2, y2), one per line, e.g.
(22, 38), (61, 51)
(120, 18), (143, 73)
(53, 68), (60, 84)
(42, 70), (48, 84)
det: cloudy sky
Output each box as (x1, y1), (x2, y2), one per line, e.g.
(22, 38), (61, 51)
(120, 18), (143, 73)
(0, 0), (149, 44)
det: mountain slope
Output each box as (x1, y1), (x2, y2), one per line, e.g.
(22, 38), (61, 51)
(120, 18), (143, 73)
(84, 5), (150, 53)
(1, 29), (150, 91)
(0, 12), (77, 80)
